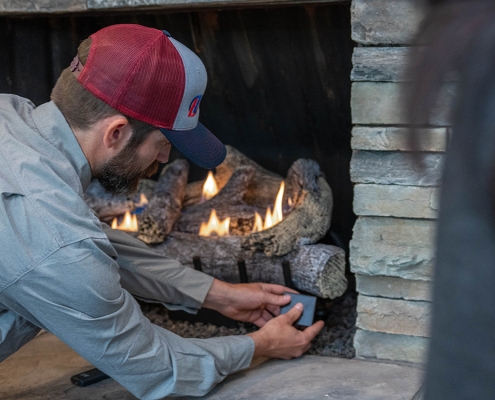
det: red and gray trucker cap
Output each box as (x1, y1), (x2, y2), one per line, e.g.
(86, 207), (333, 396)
(70, 24), (226, 169)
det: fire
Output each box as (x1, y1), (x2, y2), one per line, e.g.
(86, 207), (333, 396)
(252, 212), (264, 232)
(199, 209), (230, 237)
(136, 193), (148, 208)
(134, 193), (149, 215)
(112, 211), (138, 232)
(198, 179), (288, 237)
(201, 171), (219, 202)
(252, 181), (286, 232)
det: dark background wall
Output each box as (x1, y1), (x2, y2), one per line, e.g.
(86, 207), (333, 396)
(0, 4), (355, 259)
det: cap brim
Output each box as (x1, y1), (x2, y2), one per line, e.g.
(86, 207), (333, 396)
(159, 122), (226, 169)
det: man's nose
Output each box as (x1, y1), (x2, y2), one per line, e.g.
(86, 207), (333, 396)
(156, 143), (171, 163)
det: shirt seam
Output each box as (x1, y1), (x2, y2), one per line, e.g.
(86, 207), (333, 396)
(0, 236), (112, 295)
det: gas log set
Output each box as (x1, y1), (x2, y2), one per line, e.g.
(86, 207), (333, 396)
(85, 146), (347, 299)
(84, 146), (354, 357)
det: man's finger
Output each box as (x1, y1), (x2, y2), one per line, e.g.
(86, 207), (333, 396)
(263, 292), (292, 307)
(283, 303), (304, 325)
(266, 304), (280, 316)
(302, 320), (325, 341)
(253, 309), (274, 327)
(261, 283), (299, 295)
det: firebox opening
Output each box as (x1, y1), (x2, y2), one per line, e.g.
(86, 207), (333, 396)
(1, 1), (356, 358)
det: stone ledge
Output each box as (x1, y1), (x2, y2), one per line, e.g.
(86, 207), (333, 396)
(350, 216), (435, 281)
(356, 295), (431, 337)
(356, 274), (432, 301)
(0, 0), (86, 13)
(0, 331), (424, 400)
(353, 184), (439, 219)
(0, 0), (345, 14)
(354, 329), (428, 364)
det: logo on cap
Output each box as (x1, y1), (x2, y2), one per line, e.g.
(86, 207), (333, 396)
(188, 95), (202, 117)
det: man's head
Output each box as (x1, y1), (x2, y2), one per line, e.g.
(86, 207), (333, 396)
(51, 24), (226, 195)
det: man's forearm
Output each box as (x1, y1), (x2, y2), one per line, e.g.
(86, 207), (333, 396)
(104, 224), (214, 311)
(202, 279), (235, 310)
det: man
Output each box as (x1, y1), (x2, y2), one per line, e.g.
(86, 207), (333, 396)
(0, 24), (323, 399)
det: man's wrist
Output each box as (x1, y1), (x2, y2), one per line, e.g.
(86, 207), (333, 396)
(202, 278), (233, 312)
(247, 331), (263, 358)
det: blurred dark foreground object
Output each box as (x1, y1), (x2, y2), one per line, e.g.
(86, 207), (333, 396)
(406, 1), (495, 399)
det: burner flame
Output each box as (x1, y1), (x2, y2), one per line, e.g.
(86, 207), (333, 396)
(199, 209), (230, 237)
(136, 193), (148, 207)
(201, 171), (218, 202)
(252, 181), (286, 232)
(112, 211), (138, 232)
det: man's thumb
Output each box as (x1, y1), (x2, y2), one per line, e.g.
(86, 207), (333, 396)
(267, 293), (292, 306)
(285, 302), (303, 325)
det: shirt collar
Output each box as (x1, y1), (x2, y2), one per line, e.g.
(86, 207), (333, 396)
(31, 101), (92, 193)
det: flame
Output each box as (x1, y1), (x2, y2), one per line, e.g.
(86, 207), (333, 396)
(111, 211), (138, 232)
(136, 193), (148, 207)
(252, 181), (285, 232)
(272, 181), (284, 223)
(201, 171), (219, 202)
(252, 212), (264, 232)
(199, 209), (230, 237)
(264, 208), (274, 230)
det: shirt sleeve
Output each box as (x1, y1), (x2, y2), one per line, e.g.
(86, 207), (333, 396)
(0, 239), (254, 399)
(103, 223), (214, 313)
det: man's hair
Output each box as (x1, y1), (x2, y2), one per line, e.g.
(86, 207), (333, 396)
(51, 38), (156, 148)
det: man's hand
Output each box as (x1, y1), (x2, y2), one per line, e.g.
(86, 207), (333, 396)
(202, 279), (296, 327)
(247, 303), (325, 360)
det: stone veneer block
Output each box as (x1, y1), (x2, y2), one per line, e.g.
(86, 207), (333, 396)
(0, 0), (86, 13)
(350, 151), (443, 186)
(351, 47), (412, 82)
(350, 217), (435, 281)
(356, 275), (432, 301)
(351, 126), (447, 152)
(354, 329), (428, 364)
(351, 0), (423, 45)
(351, 82), (454, 126)
(353, 184), (439, 219)
(87, 0), (344, 9)
(356, 295), (431, 337)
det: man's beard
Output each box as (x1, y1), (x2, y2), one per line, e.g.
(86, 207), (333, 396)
(96, 144), (159, 197)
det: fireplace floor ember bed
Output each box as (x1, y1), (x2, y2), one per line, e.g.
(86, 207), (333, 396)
(85, 146), (353, 357)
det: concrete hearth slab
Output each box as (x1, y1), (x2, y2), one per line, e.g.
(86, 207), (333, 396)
(0, 331), (424, 400)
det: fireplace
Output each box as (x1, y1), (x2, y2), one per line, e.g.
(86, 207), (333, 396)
(0, 0), (434, 365)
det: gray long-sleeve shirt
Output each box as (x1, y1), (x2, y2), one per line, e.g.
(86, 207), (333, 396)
(0, 95), (254, 399)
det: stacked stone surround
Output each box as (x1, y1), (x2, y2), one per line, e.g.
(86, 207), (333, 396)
(350, 0), (448, 364)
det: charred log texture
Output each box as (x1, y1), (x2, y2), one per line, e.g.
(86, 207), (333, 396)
(137, 160), (189, 244)
(153, 232), (346, 299)
(242, 159), (333, 257)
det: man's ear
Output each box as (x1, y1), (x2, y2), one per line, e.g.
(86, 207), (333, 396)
(102, 115), (133, 155)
